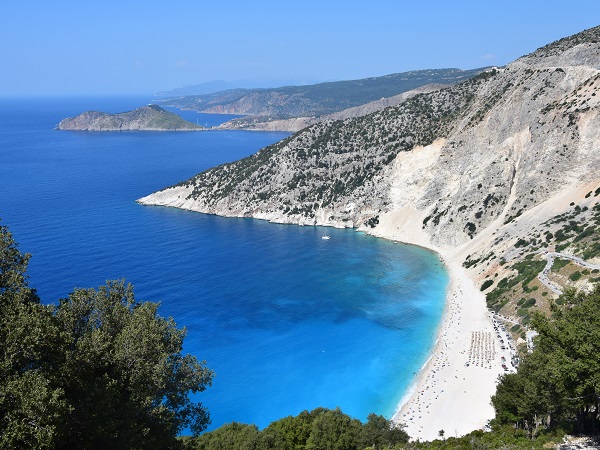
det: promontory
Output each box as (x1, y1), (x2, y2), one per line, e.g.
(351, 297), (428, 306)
(138, 25), (600, 440)
(57, 105), (203, 131)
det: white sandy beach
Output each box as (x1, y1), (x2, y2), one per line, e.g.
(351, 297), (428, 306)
(365, 183), (598, 441)
(391, 255), (513, 441)
(366, 211), (516, 441)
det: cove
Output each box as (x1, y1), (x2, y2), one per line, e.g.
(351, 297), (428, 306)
(0, 97), (448, 430)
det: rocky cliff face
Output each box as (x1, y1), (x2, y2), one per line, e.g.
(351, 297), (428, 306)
(138, 27), (600, 268)
(57, 105), (203, 131)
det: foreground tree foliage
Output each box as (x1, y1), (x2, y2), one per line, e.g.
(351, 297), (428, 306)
(6, 213), (598, 449)
(492, 285), (600, 436)
(184, 407), (409, 450)
(0, 223), (214, 449)
(392, 426), (563, 450)
(184, 410), (566, 450)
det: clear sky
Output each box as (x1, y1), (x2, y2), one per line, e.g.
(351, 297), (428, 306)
(1, 0), (599, 96)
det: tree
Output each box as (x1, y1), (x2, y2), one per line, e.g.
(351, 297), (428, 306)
(259, 426), (292, 450)
(264, 408), (330, 450)
(190, 422), (261, 450)
(54, 280), (214, 448)
(492, 285), (600, 435)
(0, 223), (68, 449)
(531, 287), (600, 434)
(359, 413), (408, 450)
(305, 407), (362, 450)
(0, 222), (214, 449)
(186, 408), (410, 450)
(0, 222), (36, 299)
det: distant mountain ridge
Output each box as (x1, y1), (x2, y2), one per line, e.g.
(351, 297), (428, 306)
(155, 77), (322, 97)
(157, 68), (488, 125)
(217, 83), (449, 132)
(57, 105), (203, 131)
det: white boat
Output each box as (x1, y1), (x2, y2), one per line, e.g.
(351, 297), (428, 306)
(321, 235), (330, 240)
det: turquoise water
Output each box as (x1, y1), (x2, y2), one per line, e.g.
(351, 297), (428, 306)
(0, 97), (448, 430)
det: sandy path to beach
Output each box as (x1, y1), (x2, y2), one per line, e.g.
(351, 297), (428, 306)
(392, 257), (511, 441)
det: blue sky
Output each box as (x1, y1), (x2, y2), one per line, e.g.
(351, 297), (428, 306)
(1, 0), (599, 96)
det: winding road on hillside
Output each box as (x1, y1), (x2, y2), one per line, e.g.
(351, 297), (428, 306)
(537, 252), (600, 295)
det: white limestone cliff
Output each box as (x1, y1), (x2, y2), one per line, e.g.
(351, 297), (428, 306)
(138, 26), (600, 270)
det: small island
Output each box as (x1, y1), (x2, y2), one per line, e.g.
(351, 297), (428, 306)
(56, 104), (204, 131)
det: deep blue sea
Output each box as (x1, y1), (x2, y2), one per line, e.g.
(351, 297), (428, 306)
(0, 96), (448, 431)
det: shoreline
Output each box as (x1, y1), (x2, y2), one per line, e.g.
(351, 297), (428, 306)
(392, 263), (452, 415)
(134, 200), (509, 439)
(362, 216), (510, 440)
(391, 253), (509, 441)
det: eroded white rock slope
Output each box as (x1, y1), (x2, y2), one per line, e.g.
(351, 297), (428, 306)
(139, 26), (600, 270)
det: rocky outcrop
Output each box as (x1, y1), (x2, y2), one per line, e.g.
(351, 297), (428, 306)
(138, 26), (600, 270)
(57, 105), (203, 131)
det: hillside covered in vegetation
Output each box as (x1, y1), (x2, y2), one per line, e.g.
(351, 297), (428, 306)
(158, 68), (486, 122)
(140, 26), (600, 323)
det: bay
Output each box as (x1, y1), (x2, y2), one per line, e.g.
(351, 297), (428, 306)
(0, 96), (448, 431)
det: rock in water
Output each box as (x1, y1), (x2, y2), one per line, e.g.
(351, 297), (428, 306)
(57, 105), (203, 131)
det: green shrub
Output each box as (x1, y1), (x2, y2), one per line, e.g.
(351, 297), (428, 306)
(481, 279), (494, 291)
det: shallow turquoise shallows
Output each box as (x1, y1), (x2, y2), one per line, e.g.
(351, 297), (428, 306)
(0, 97), (448, 431)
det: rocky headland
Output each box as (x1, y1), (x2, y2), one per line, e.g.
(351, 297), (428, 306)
(138, 25), (600, 439)
(57, 105), (203, 131)
(138, 26), (600, 269)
